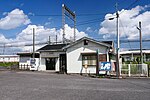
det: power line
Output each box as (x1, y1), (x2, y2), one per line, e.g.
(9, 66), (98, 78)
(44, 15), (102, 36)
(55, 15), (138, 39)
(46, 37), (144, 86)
(0, 38), (150, 48)
(119, 19), (132, 49)
(1, 12), (108, 17)
(119, 0), (140, 15)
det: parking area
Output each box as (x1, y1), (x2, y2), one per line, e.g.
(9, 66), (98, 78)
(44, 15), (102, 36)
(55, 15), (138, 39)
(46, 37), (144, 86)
(0, 71), (150, 100)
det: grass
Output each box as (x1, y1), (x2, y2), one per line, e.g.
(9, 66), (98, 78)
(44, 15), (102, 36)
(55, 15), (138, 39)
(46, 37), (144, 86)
(0, 62), (19, 67)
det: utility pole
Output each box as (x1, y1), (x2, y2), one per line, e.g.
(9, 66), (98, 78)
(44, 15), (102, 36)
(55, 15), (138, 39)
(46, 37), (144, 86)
(33, 28), (35, 59)
(115, 3), (120, 78)
(48, 36), (51, 45)
(56, 35), (57, 44)
(3, 44), (5, 63)
(116, 11), (120, 78)
(108, 3), (120, 78)
(3, 44), (5, 55)
(74, 12), (76, 42)
(137, 21), (143, 64)
(62, 4), (65, 43)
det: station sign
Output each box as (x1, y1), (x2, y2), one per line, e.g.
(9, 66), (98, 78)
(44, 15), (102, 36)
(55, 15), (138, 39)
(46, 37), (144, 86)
(99, 62), (111, 71)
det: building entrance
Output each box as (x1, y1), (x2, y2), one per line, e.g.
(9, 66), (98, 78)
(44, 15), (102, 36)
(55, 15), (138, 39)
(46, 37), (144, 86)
(45, 58), (56, 70)
(59, 54), (67, 73)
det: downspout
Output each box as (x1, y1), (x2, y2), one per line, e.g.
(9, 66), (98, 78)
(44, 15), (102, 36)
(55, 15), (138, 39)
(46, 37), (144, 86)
(96, 49), (99, 76)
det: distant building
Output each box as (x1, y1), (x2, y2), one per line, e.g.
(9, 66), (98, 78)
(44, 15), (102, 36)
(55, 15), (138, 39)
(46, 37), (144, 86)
(0, 55), (19, 62)
(17, 52), (40, 69)
(120, 49), (150, 63)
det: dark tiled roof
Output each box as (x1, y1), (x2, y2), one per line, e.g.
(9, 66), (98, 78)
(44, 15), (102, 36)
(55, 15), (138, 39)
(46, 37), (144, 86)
(37, 44), (68, 51)
(102, 41), (113, 45)
(17, 52), (39, 58)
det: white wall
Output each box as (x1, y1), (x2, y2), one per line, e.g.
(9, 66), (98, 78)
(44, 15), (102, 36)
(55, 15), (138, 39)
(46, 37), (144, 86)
(38, 57), (46, 71)
(66, 41), (108, 74)
(55, 58), (60, 72)
(19, 58), (39, 70)
(0, 55), (19, 62)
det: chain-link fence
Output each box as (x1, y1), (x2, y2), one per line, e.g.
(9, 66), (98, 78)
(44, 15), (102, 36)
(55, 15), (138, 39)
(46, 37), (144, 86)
(120, 64), (148, 77)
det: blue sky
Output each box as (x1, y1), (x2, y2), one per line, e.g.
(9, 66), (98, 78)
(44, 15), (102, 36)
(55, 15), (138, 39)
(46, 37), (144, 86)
(0, 0), (150, 54)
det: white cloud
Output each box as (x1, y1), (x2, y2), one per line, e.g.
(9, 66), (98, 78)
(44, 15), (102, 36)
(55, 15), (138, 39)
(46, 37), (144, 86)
(28, 12), (35, 16)
(0, 24), (87, 52)
(99, 5), (150, 40)
(20, 3), (24, 7)
(0, 34), (10, 43)
(2, 12), (8, 16)
(44, 22), (51, 26)
(0, 9), (31, 30)
(86, 27), (92, 32)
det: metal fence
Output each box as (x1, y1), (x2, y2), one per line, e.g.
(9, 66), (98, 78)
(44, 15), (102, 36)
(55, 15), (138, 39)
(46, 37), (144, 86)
(120, 64), (148, 77)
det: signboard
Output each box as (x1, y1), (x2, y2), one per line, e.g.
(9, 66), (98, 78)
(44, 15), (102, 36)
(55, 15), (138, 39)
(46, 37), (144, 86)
(30, 58), (36, 70)
(30, 58), (36, 65)
(99, 62), (111, 71)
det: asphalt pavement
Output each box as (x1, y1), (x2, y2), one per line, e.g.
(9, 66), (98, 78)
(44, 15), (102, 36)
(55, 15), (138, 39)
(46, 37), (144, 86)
(0, 66), (8, 70)
(0, 71), (150, 100)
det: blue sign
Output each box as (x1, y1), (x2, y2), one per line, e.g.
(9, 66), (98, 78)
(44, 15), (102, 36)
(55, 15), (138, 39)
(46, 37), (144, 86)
(99, 62), (111, 71)
(30, 58), (36, 65)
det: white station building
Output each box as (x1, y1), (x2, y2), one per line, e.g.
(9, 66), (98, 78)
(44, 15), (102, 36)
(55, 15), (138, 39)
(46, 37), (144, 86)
(37, 37), (114, 74)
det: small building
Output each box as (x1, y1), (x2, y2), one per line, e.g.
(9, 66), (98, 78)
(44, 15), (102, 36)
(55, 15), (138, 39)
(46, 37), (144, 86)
(17, 52), (40, 70)
(0, 55), (19, 62)
(37, 37), (113, 74)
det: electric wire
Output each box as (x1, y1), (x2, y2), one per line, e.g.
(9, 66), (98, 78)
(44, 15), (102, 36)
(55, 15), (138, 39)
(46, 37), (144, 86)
(119, 0), (140, 15)
(119, 19), (132, 49)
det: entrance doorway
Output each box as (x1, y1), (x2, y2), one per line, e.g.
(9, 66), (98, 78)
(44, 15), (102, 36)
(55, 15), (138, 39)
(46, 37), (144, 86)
(59, 54), (67, 73)
(45, 58), (56, 70)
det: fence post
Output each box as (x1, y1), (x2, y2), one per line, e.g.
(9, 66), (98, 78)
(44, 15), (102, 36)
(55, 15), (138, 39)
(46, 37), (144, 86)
(21, 64), (22, 70)
(27, 64), (28, 70)
(128, 64), (131, 77)
(24, 64), (25, 70)
(120, 64), (122, 76)
(148, 65), (150, 77)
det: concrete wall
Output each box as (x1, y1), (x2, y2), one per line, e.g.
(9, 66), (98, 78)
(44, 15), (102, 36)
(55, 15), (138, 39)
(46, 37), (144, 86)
(66, 41), (109, 74)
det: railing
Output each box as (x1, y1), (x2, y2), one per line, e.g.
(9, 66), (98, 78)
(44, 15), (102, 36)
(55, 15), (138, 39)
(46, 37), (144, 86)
(19, 64), (31, 70)
(120, 64), (148, 77)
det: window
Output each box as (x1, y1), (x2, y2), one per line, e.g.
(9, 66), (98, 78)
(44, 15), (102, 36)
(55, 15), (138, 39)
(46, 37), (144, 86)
(84, 40), (88, 45)
(82, 55), (96, 66)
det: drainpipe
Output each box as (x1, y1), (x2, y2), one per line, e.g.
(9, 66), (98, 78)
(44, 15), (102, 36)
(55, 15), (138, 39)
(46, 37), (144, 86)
(96, 49), (99, 76)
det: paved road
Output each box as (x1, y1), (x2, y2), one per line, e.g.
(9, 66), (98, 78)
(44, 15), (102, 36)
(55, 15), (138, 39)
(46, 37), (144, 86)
(0, 66), (8, 70)
(0, 71), (150, 100)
